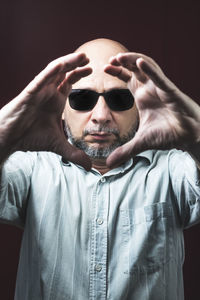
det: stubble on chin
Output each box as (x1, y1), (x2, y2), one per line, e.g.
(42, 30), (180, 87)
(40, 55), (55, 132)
(64, 122), (137, 159)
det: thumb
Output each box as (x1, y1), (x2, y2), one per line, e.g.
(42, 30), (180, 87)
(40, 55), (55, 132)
(54, 138), (92, 171)
(106, 134), (148, 168)
(48, 120), (92, 171)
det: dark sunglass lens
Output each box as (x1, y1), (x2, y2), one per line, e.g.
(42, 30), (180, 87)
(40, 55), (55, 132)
(69, 90), (97, 111)
(107, 89), (134, 111)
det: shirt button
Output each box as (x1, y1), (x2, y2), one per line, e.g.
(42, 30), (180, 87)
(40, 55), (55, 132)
(100, 177), (106, 183)
(96, 218), (103, 225)
(95, 264), (102, 272)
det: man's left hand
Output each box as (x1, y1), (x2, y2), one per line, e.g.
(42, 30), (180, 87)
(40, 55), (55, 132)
(104, 52), (200, 168)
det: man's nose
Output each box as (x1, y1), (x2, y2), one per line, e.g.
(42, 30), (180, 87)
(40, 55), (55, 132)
(91, 96), (112, 125)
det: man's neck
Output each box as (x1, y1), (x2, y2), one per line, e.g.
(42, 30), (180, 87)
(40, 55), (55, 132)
(91, 158), (111, 175)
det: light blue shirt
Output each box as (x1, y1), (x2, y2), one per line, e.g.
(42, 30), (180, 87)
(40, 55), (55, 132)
(0, 149), (200, 300)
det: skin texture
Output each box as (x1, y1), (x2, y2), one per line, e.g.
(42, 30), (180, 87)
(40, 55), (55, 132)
(0, 53), (93, 169)
(104, 52), (200, 168)
(0, 38), (200, 172)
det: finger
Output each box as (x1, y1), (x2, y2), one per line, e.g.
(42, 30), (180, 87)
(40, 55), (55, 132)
(66, 66), (92, 84)
(17, 127), (92, 171)
(57, 123), (92, 170)
(54, 73), (66, 86)
(58, 66), (92, 94)
(131, 62), (147, 83)
(113, 53), (176, 92)
(61, 142), (92, 171)
(47, 52), (90, 74)
(116, 52), (158, 68)
(136, 58), (175, 92)
(116, 54), (147, 83)
(106, 134), (147, 168)
(106, 142), (134, 169)
(51, 54), (91, 86)
(41, 133), (92, 171)
(108, 56), (122, 66)
(108, 53), (147, 83)
(25, 53), (90, 94)
(104, 64), (131, 82)
(109, 53), (139, 72)
(112, 53), (143, 70)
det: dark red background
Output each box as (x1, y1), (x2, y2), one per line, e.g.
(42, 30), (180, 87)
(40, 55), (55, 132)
(0, 0), (200, 299)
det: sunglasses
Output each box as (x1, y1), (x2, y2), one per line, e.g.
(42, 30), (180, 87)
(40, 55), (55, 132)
(68, 89), (134, 111)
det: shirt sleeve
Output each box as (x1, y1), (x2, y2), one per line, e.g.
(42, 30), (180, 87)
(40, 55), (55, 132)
(0, 151), (35, 228)
(169, 150), (200, 229)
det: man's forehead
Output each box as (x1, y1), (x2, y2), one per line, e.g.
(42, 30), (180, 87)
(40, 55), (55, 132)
(75, 38), (128, 73)
(72, 68), (127, 90)
(73, 38), (129, 90)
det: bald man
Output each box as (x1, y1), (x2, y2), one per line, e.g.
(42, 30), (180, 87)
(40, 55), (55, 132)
(0, 38), (200, 300)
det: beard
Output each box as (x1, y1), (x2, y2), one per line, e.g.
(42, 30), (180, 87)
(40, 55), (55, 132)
(64, 122), (137, 159)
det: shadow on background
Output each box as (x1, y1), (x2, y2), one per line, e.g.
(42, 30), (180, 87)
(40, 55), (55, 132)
(0, 0), (200, 298)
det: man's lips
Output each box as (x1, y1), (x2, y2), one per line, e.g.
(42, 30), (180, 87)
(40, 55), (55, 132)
(91, 132), (111, 136)
(86, 132), (113, 141)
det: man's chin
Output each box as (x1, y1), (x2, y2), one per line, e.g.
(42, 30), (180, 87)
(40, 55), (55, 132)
(77, 141), (120, 159)
(65, 123), (136, 159)
(86, 141), (114, 148)
(64, 122), (137, 158)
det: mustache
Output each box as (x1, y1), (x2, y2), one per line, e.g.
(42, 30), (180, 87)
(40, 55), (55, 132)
(83, 126), (120, 137)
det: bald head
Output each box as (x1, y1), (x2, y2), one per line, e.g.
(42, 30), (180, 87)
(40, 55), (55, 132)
(75, 38), (128, 69)
(75, 38), (128, 54)
(73, 38), (129, 89)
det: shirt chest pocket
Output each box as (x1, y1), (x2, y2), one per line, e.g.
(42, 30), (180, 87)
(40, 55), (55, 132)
(120, 202), (174, 275)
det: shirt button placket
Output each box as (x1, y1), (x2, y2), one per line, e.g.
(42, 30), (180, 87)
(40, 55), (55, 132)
(95, 264), (102, 272)
(100, 177), (106, 183)
(90, 175), (108, 300)
(96, 218), (104, 225)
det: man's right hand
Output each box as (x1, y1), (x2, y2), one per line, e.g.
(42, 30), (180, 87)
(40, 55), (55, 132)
(0, 53), (92, 170)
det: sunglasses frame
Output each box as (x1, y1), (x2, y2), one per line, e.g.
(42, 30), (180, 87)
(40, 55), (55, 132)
(68, 88), (134, 112)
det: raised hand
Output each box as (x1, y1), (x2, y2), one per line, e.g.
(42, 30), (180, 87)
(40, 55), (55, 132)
(0, 53), (92, 170)
(104, 52), (200, 168)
